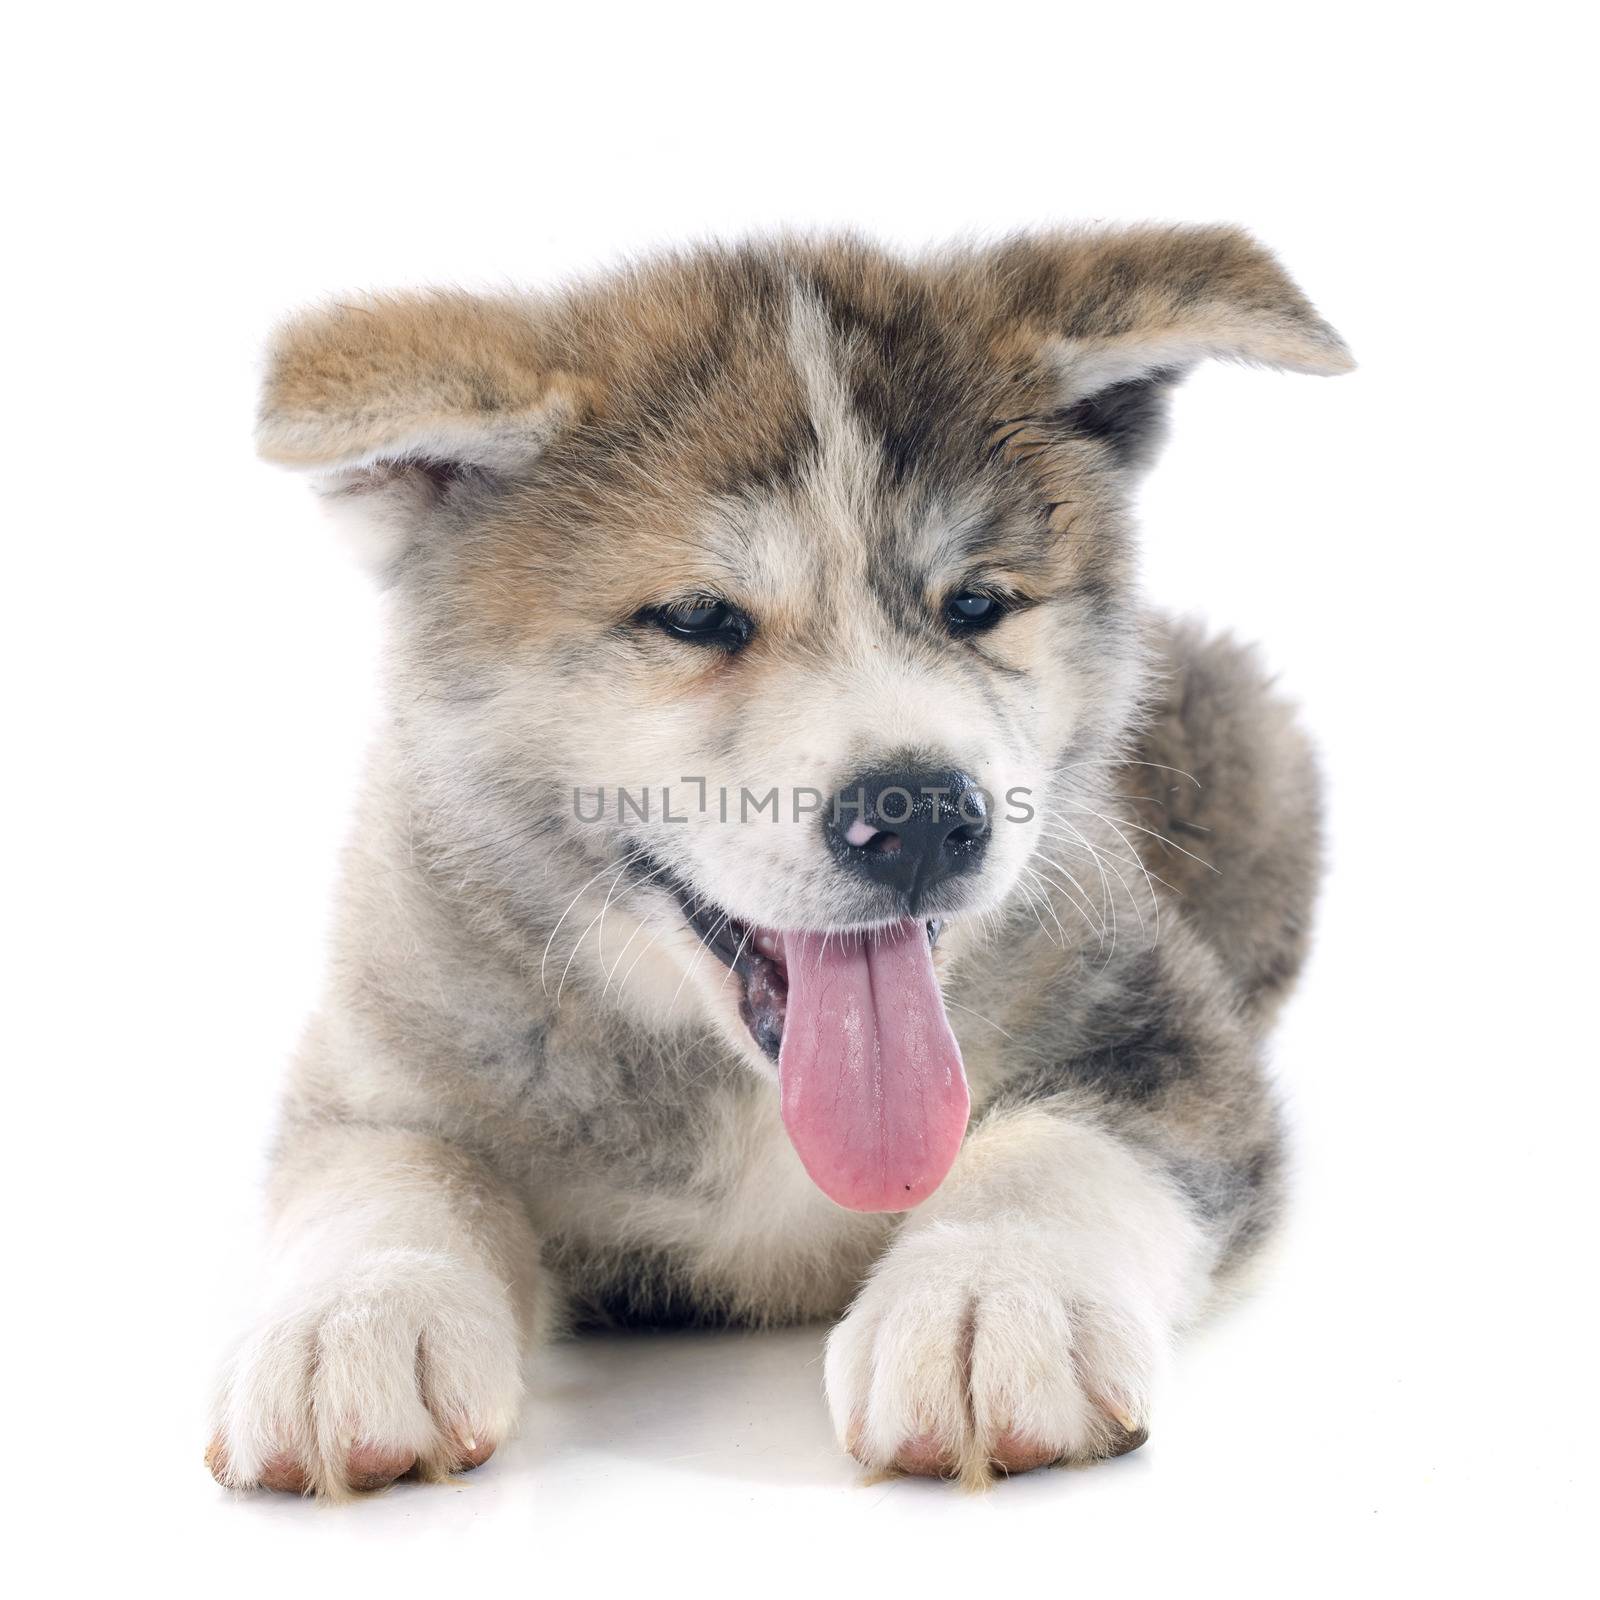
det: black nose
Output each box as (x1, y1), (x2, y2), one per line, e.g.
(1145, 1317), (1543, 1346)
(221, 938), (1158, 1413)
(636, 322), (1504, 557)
(825, 767), (991, 914)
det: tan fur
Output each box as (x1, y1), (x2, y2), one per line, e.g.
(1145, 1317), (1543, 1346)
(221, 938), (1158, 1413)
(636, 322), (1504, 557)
(212, 226), (1348, 1495)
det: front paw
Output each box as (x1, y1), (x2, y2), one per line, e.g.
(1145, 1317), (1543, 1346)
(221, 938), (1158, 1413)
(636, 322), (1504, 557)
(207, 1248), (523, 1498)
(823, 1223), (1163, 1484)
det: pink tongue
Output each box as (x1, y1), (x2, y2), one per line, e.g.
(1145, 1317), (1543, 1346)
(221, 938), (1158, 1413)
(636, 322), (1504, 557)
(777, 921), (969, 1212)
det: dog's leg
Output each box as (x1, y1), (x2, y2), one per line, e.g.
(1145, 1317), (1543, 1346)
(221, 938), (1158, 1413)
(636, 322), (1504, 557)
(207, 1125), (543, 1498)
(824, 1112), (1205, 1482)
(824, 941), (1278, 1483)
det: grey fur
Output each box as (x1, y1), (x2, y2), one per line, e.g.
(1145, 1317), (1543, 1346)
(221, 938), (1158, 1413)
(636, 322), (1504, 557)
(211, 227), (1348, 1495)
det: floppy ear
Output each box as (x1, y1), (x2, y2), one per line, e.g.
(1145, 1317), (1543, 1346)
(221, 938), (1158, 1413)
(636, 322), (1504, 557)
(256, 291), (591, 569)
(980, 225), (1353, 470)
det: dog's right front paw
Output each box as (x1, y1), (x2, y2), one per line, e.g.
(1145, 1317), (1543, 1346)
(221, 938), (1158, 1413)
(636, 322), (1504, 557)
(208, 1248), (523, 1498)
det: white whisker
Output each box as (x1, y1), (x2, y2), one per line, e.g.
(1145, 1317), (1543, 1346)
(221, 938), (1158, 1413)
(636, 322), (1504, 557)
(540, 844), (653, 998)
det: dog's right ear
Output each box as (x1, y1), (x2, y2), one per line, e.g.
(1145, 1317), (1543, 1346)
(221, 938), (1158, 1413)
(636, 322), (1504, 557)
(257, 292), (594, 572)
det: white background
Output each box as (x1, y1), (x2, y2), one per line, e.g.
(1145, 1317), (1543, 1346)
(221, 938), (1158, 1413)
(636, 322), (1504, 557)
(6, 3), (1595, 1593)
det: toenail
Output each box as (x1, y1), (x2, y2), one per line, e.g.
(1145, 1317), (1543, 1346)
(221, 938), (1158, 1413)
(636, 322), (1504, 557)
(895, 1432), (958, 1476)
(346, 1444), (416, 1491)
(259, 1452), (311, 1494)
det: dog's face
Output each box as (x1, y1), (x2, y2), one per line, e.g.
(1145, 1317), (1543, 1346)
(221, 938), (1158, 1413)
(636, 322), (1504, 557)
(261, 229), (1348, 1208)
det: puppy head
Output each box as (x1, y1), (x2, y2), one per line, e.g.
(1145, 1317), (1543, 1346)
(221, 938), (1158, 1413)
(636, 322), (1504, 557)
(260, 228), (1348, 1178)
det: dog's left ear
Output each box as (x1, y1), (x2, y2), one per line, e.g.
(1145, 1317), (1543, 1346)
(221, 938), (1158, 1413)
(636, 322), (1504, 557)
(974, 225), (1353, 470)
(256, 290), (595, 572)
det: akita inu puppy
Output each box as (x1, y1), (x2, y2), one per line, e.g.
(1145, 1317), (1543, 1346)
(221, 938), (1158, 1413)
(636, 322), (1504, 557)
(207, 226), (1350, 1496)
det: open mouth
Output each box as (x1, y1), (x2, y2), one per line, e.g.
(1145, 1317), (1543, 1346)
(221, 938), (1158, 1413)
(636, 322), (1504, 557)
(652, 865), (968, 1214)
(678, 890), (943, 1063)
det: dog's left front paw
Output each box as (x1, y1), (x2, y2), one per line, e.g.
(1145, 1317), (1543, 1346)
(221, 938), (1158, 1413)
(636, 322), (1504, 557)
(823, 1222), (1162, 1483)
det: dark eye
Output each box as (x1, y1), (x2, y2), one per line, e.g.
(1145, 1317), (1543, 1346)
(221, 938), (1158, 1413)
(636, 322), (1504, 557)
(945, 590), (1006, 632)
(642, 598), (753, 651)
